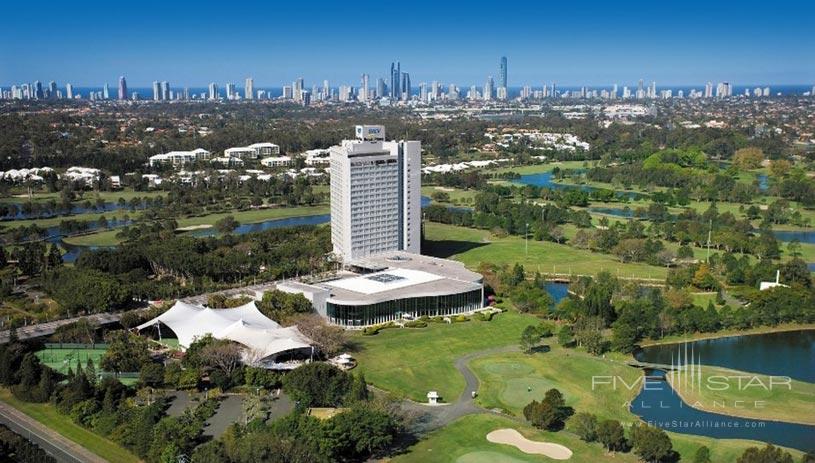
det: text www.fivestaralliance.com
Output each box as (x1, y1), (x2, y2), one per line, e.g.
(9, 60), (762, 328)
(644, 420), (766, 429)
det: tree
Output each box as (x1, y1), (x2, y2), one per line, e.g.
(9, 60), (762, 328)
(191, 440), (229, 463)
(520, 325), (542, 353)
(325, 406), (397, 461)
(736, 444), (794, 463)
(258, 290), (314, 323)
(282, 362), (351, 407)
(348, 373), (369, 403)
(556, 324), (573, 346)
(630, 422), (673, 463)
(769, 159), (791, 178)
(597, 419), (626, 452)
(200, 341), (244, 379)
(693, 446), (712, 463)
(523, 388), (571, 431)
(101, 330), (151, 373)
(733, 147), (764, 170)
(293, 313), (346, 356)
(139, 362), (165, 387)
(512, 282), (553, 314)
(569, 412), (598, 442)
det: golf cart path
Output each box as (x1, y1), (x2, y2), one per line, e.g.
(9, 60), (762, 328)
(399, 344), (522, 433)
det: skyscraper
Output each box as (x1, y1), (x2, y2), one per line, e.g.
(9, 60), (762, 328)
(118, 76), (128, 100)
(245, 77), (254, 100)
(293, 77), (304, 102)
(389, 61), (401, 99)
(66, 83), (74, 99)
(161, 81), (170, 100)
(322, 80), (330, 101)
(329, 125), (421, 262)
(48, 81), (57, 99)
(153, 81), (161, 101)
(484, 76), (494, 101)
(376, 78), (386, 99)
(102, 83), (110, 100)
(499, 56), (507, 89)
(208, 82), (218, 100)
(360, 74), (369, 102)
(401, 72), (410, 100)
(34, 81), (44, 99)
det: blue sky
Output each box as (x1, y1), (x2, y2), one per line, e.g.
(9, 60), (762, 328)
(1, 0), (813, 87)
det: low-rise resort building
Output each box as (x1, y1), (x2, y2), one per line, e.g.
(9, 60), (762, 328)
(278, 252), (484, 328)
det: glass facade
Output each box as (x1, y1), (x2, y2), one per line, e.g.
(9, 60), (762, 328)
(326, 288), (483, 327)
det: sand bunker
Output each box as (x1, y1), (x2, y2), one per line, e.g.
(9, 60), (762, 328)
(486, 428), (573, 460)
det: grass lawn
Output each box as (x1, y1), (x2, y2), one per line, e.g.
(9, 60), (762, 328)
(4, 210), (133, 229)
(421, 186), (478, 205)
(393, 413), (641, 463)
(424, 222), (668, 280)
(353, 311), (538, 402)
(0, 388), (140, 463)
(666, 365), (815, 425)
(398, 342), (804, 462)
(486, 161), (592, 175)
(62, 229), (123, 246)
(691, 292), (718, 307)
(174, 204), (328, 228)
(62, 204), (329, 246)
(639, 323), (815, 347)
(470, 347), (640, 423)
(1, 189), (165, 205)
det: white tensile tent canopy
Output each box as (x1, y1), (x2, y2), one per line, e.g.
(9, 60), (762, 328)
(137, 300), (313, 367)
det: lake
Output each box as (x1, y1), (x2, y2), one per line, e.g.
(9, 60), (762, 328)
(632, 330), (815, 451)
(773, 229), (815, 245)
(511, 172), (644, 200)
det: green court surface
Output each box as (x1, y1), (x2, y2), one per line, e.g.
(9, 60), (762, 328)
(35, 348), (108, 374)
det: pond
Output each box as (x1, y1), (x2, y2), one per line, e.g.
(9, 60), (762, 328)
(631, 330), (815, 451)
(772, 229), (815, 245)
(511, 172), (645, 200)
(588, 207), (635, 218)
(544, 281), (569, 305)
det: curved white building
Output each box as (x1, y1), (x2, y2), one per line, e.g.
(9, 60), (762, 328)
(278, 252), (484, 328)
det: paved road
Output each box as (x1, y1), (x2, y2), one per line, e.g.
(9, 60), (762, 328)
(203, 395), (244, 438)
(0, 312), (125, 344)
(0, 401), (107, 463)
(398, 345), (520, 434)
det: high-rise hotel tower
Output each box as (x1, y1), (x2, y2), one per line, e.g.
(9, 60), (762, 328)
(329, 125), (421, 262)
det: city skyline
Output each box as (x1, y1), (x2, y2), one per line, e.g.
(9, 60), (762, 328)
(1, 0), (813, 86)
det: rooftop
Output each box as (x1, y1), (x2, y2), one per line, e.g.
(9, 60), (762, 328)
(290, 252), (483, 305)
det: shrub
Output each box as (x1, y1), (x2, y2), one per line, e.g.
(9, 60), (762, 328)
(404, 320), (428, 328)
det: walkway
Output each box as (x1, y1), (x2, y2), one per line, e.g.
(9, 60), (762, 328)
(397, 345), (520, 434)
(0, 401), (106, 463)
